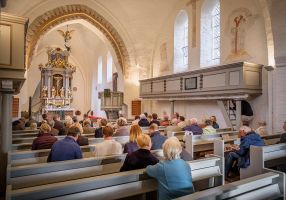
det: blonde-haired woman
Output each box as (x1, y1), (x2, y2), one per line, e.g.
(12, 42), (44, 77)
(146, 138), (194, 200)
(120, 134), (159, 171)
(31, 123), (57, 150)
(64, 115), (74, 134)
(123, 125), (142, 154)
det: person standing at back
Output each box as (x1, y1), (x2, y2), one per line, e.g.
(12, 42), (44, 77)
(47, 126), (82, 162)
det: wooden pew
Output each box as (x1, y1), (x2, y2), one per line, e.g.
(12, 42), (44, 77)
(12, 132), (95, 139)
(11, 136), (130, 151)
(7, 150), (164, 190)
(175, 170), (285, 200)
(6, 156), (224, 200)
(240, 143), (286, 179)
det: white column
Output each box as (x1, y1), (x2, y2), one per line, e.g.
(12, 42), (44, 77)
(48, 74), (51, 98)
(170, 100), (175, 116)
(0, 93), (12, 194)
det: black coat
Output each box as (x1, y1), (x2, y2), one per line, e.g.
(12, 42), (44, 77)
(120, 149), (159, 171)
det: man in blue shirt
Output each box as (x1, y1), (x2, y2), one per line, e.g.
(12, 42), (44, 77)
(225, 125), (264, 177)
(148, 123), (167, 150)
(47, 126), (83, 162)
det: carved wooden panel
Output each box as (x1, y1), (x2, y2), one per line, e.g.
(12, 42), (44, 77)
(12, 97), (19, 118)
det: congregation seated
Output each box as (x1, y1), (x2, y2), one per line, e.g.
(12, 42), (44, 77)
(47, 126), (83, 162)
(82, 119), (94, 134)
(94, 126), (123, 157)
(120, 134), (159, 171)
(149, 124), (167, 150)
(12, 117), (25, 130)
(31, 123), (57, 150)
(225, 126), (264, 178)
(138, 113), (150, 127)
(48, 120), (59, 136)
(132, 115), (140, 125)
(165, 118), (182, 133)
(94, 118), (107, 138)
(53, 114), (65, 135)
(202, 119), (216, 134)
(149, 113), (160, 126)
(123, 124), (141, 154)
(114, 117), (129, 136)
(160, 114), (170, 127)
(177, 116), (187, 129)
(25, 116), (39, 128)
(210, 115), (219, 129)
(183, 118), (203, 135)
(146, 137), (194, 200)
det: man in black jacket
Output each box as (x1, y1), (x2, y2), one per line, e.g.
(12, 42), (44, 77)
(53, 115), (65, 135)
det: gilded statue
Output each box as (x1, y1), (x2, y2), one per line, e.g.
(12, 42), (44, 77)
(60, 87), (65, 98)
(51, 86), (56, 98)
(57, 25), (75, 52)
(42, 86), (48, 98)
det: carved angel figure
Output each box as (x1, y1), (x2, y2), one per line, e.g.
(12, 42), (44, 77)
(57, 27), (75, 52)
(42, 86), (48, 98)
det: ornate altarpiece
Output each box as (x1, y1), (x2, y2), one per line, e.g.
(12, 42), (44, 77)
(39, 47), (76, 117)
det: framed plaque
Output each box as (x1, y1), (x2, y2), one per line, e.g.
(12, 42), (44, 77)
(185, 77), (197, 90)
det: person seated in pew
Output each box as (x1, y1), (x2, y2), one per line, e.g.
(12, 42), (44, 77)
(25, 116), (39, 127)
(149, 113), (160, 126)
(225, 125), (264, 178)
(138, 113), (150, 127)
(123, 125), (142, 154)
(149, 124), (167, 150)
(12, 117), (26, 130)
(120, 134), (159, 171)
(94, 125), (123, 157)
(82, 119), (94, 134)
(47, 126), (82, 162)
(210, 115), (219, 129)
(32, 123), (57, 150)
(63, 115), (74, 135)
(255, 121), (267, 136)
(48, 120), (59, 136)
(183, 118), (203, 135)
(132, 115), (140, 125)
(114, 117), (129, 136)
(73, 122), (89, 146)
(160, 114), (170, 127)
(39, 113), (48, 127)
(29, 122), (38, 130)
(79, 113), (89, 126)
(94, 118), (107, 138)
(177, 116), (187, 129)
(165, 118), (182, 134)
(202, 119), (217, 134)
(146, 137), (194, 200)
(53, 114), (65, 135)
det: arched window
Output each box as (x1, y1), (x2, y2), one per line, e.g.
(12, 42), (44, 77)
(200, 0), (220, 67)
(97, 56), (102, 84)
(174, 10), (188, 73)
(106, 52), (113, 83)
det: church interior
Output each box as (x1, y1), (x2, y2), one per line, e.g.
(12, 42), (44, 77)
(0, 0), (286, 199)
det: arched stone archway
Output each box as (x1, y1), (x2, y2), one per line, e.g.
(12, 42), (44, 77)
(25, 4), (130, 75)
